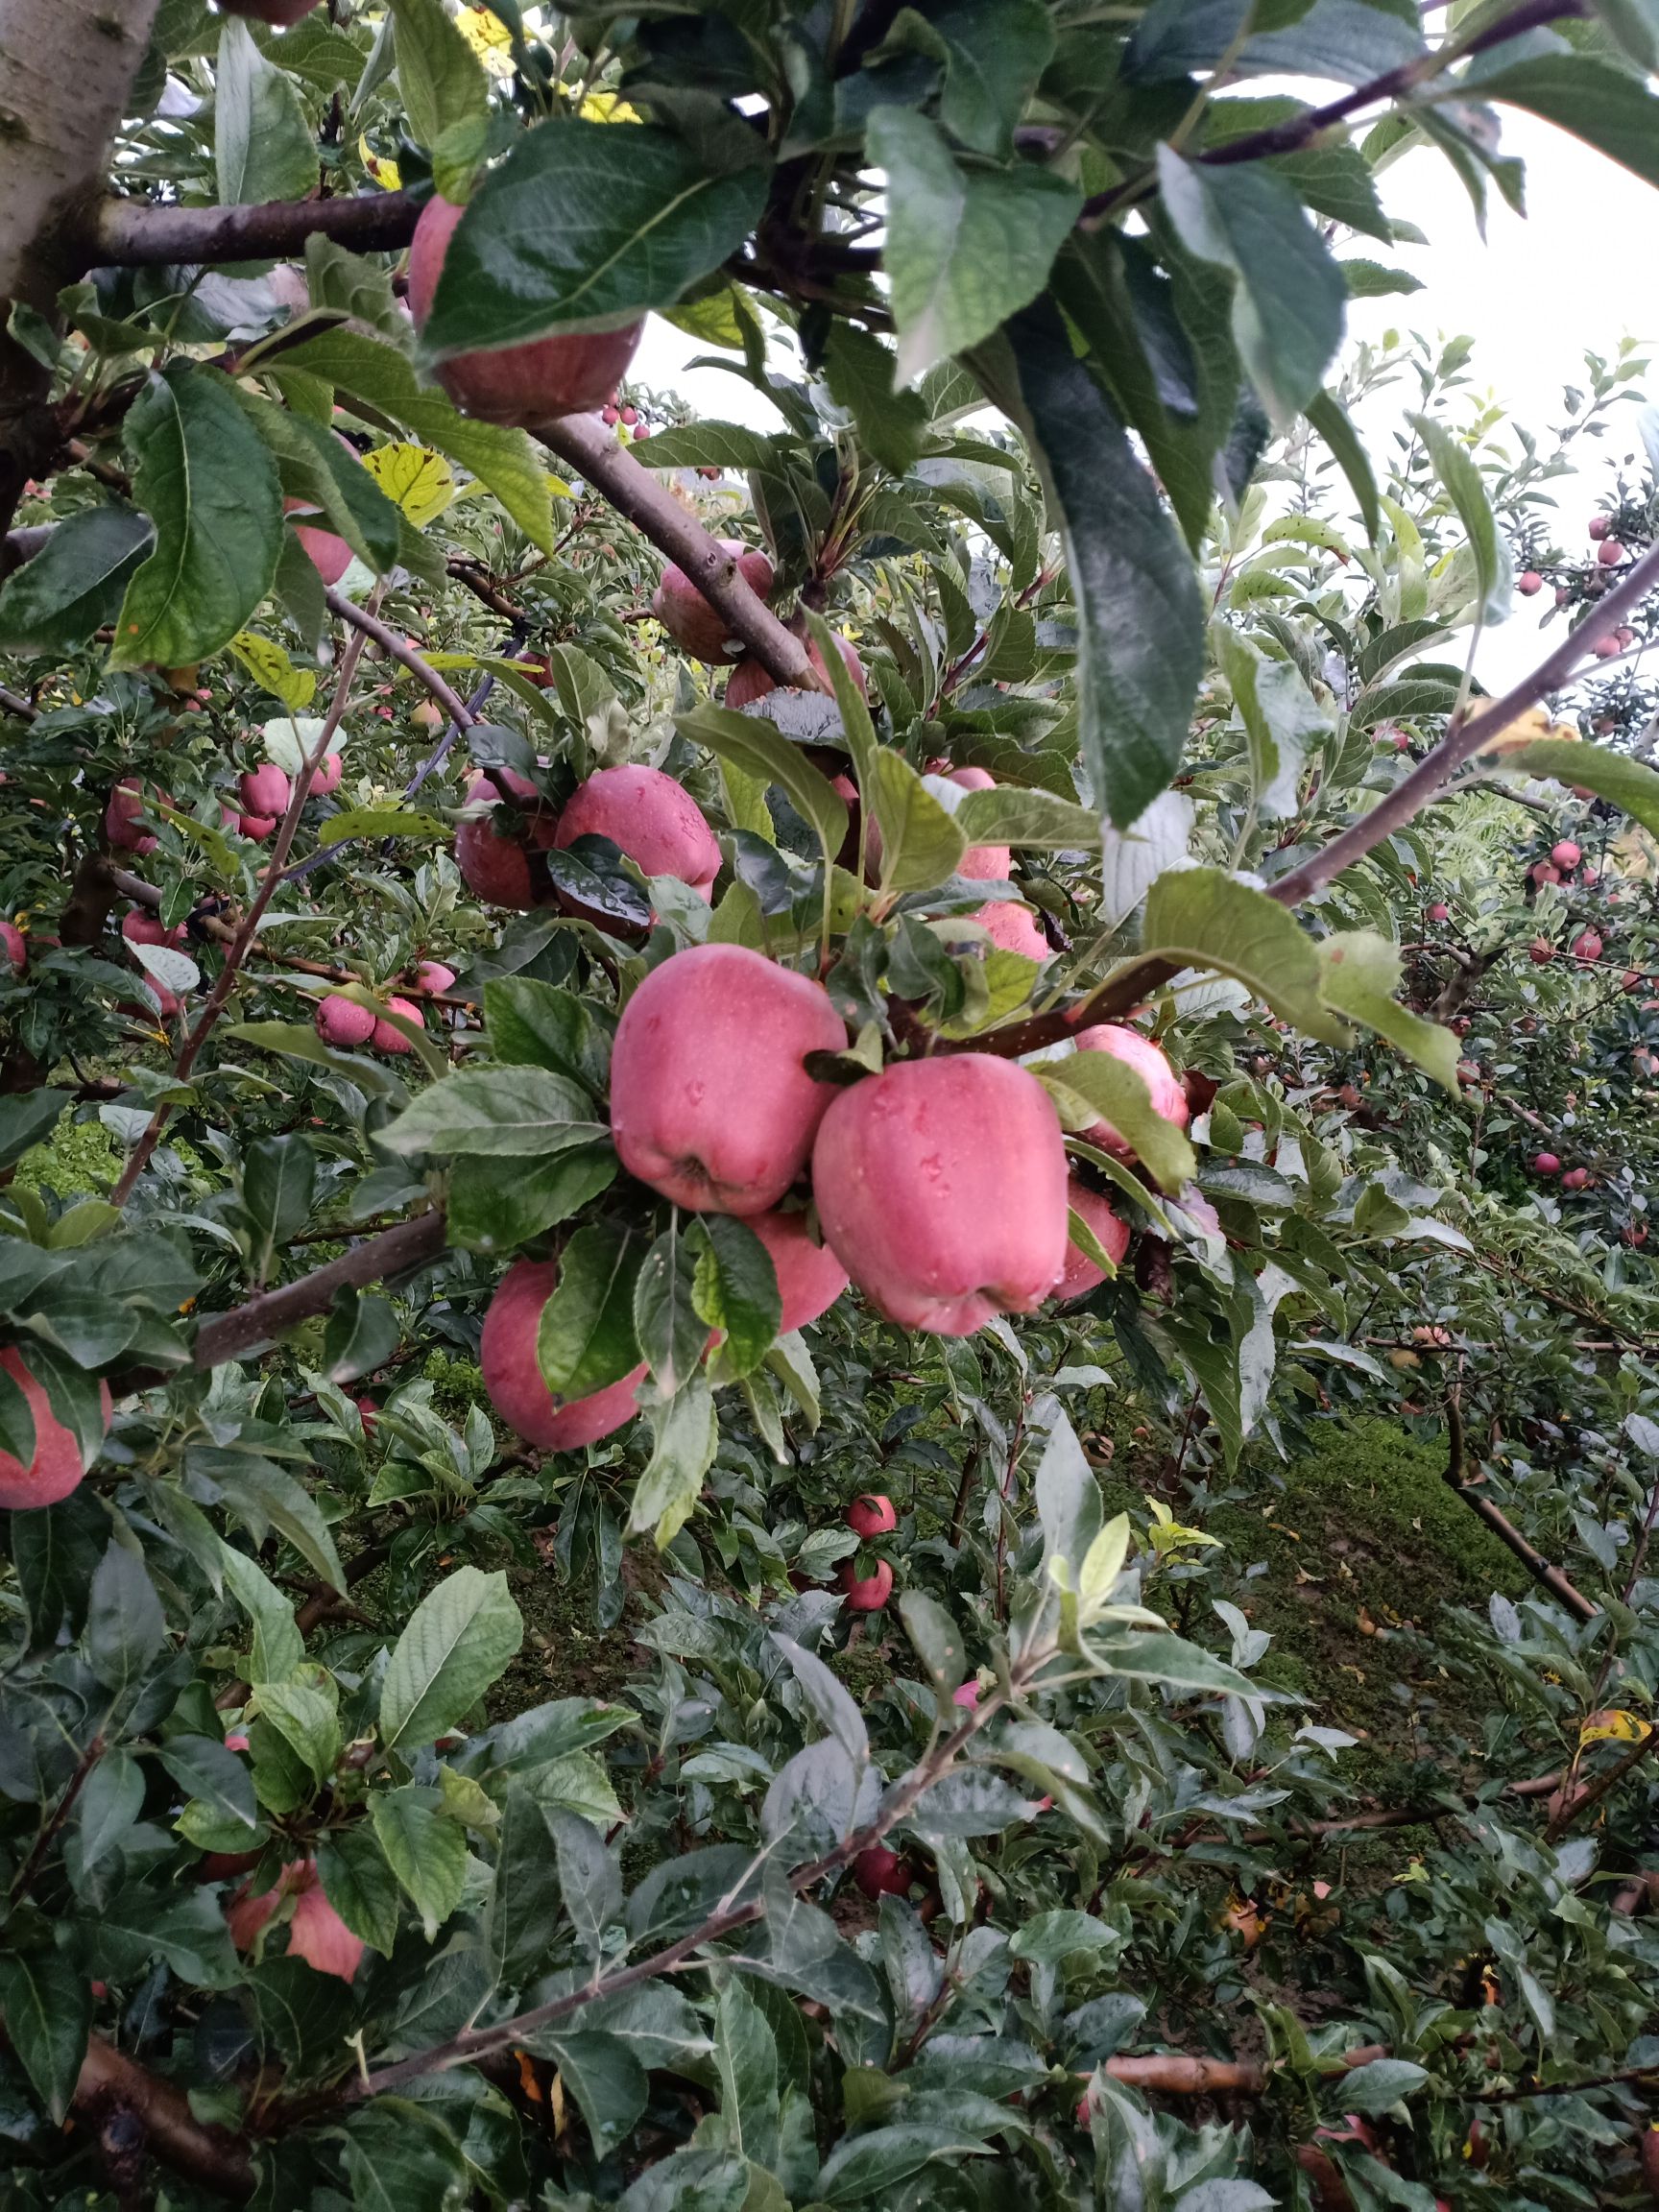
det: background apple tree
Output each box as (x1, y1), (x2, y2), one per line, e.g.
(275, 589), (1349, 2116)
(5, 2), (1659, 2207)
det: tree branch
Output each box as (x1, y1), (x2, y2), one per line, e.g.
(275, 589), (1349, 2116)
(535, 413), (825, 691)
(1444, 1398), (1599, 1623)
(192, 1211), (447, 1369)
(87, 189), (418, 269)
(323, 588), (477, 728)
(73, 2035), (253, 2202)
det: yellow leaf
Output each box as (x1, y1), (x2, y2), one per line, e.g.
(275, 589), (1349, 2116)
(362, 443), (456, 526)
(456, 4), (515, 72)
(1580, 1708), (1651, 1745)
(556, 84), (641, 125)
(1478, 704), (1552, 757)
(228, 633), (317, 711)
(358, 135), (401, 192)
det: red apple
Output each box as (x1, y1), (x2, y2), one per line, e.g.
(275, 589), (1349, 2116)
(1427, 902), (1450, 923)
(810, 1055), (1070, 1334)
(408, 198), (641, 424)
(122, 909), (184, 951)
(481, 1257), (647, 1450)
(1573, 929), (1602, 963)
(106, 777), (168, 854)
(239, 764), (291, 820)
(414, 959), (456, 996)
(311, 753), (345, 796)
(239, 814), (277, 842)
(748, 1207), (849, 1333)
(315, 994), (376, 1049)
(1069, 1024), (1190, 1158)
(354, 1396), (379, 1434)
(1562, 1166), (1592, 1190)
(1590, 516), (1611, 540)
(1529, 938), (1555, 965)
(1529, 861), (1561, 887)
(852, 1844), (908, 1897)
(610, 944), (845, 1214)
(1599, 539), (1624, 566)
(1056, 1179), (1130, 1300)
(651, 541), (776, 664)
(1551, 840), (1581, 870)
(1517, 570), (1542, 595)
(942, 764), (1010, 881)
(971, 901), (1048, 958)
(725, 624), (866, 707)
(371, 996), (423, 1054)
(554, 764), (721, 901)
(1594, 635), (1622, 661)
(1533, 1151), (1561, 1175)
(0, 1352), (110, 1511)
(838, 1557), (894, 1613)
(952, 1680), (980, 1709)
(0, 921), (25, 976)
(846, 1493), (897, 1537)
(284, 498), (350, 587)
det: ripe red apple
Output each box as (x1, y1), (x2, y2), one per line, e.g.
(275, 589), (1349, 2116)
(1594, 635), (1622, 660)
(481, 1257), (647, 1449)
(238, 813), (276, 842)
(371, 996), (423, 1054)
(1530, 861), (1561, 887)
(1599, 539), (1625, 566)
(1551, 839), (1581, 870)
(106, 777), (168, 854)
(749, 1207), (848, 1333)
(311, 753), (344, 796)
(1427, 902), (1450, 923)
(408, 198), (642, 424)
(554, 764), (721, 901)
(1562, 1166), (1592, 1190)
(941, 764), (1011, 880)
(283, 497), (350, 586)
(651, 541), (776, 664)
(838, 1557), (894, 1612)
(411, 699), (445, 734)
(455, 772), (554, 907)
(315, 994), (376, 1049)
(122, 909), (183, 952)
(610, 944), (845, 1214)
(1056, 1180), (1130, 1300)
(971, 901), (1048, 957)
(1624, 970), (1645, 993)
(846, 1493), (897, 1537)
(354, 1396), (380, 1434)
(0, 1352), (110, 1510)
(852, 1844), (908, 1897)
(1529, 938), (1555, 965)
(1518, 570), (1543, 595)
(1069, 1024), (1190, 1157)
(1573, 929), (1603, 963)
(1590, 516), (1611, 540)
(1533, 1151), (1561, 1175)
(725, 624), (866, 707)
(240, 764), (291, 820)
(414, 959), (456, 996)
(810, 1055), (1070, 1334)
(0, 921), (25, 976)
(952, 1680), (980, 1709)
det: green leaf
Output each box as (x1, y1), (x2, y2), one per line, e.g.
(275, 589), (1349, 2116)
(1139, 867), (1348, 1041)
(538, 1220), (645, 1397)
(447, 1144), (617, 1255)
(869, 107), (1084, 386)
(1307, 389), (1381, 543)
(1341, 258), (1424, 299)
(219, 1541), (303, 1684)
(84, 1541), (164, 1694)
(534, 2032), (649, 2158)
(818, 2122), (994, 2201)
(1156, 148), (1346, 425)
(925, 0), (1057, 159)
(422, 121), (771, 355)
(316, 805), (448, 847)
(712, 1977), (781, 2170)
(317, 1826), (402, 1957)
(693, 1215), (781, 1379)
(822, 322), (930, 476)
(0, 1952), (89, 2124)
(872, 752), (968, 893)
(1478, 53), (1659, 192)
(628, 421), (782, 471)
(210, 1452), (345, 1594)
(98, 1885), (239, 1988)
(254, 1679), (340, 1782)
(241, 1134), (316, 1282)
(379, 1566), (523, 1755)
(950, 782), (1101, 852)
(998, 301), (1205, 828)
(370, 1784), (469, 1937)
(1593, 0), (1659, 69)
(1318, 933), (1458, 1090)
(380, 1066), (605, 1157)
(1410, 413), (1508, 622)
(157, 1735), (257, 1832)
(234, 388), (405, 576)
(387, 0), (488, 155)
(486, 1784), (565, 1982)
(629, 1377), (718, 1547)
(678, 700), (849, 878)
(483, 978), (609, 1092)
(214, 15), (318, 206)
(1088, 1629), (1255, 1697)
(0, 1090), (69, 1171)
(277, 326), (554, 550)
(112, 367), (283, 668)
(322, 1286), (399, 1384)
(1492, 736), (1659, 840)
(1213, 627), (1330, 817)
(0, 506), (153, 653)
(1034, 1048), (1196, 1192)
(898, 1591), (968, 1713)
(1339, 2056), (1431, 2115)
(634, 1221), (707, 1397)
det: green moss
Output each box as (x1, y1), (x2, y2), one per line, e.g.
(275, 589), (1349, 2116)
(14, 1117), (120, 1199)
(421, 1347), (487, 1425)
(488, 1550), (640, 1719)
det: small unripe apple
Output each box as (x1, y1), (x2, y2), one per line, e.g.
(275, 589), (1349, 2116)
(837, 1557), (894, 1613)
(408, 198), (642, 424)
(1529, 937), (1555, 965)
(852, 1844), (908, 1897)
(240, 764), (291, 819)
(106, 777), (168, 854)
(1561, 1166), (1592, 1190)
(1533, 1150), (1561, 1175)
(1573, 928), (1603, 962)
(1427, 902), (1450, 922)
(1590, 515), (1611, 540)
(311, 753), (344, 796)
(811, 1055), (1070, 1334)
(1056, 1179), (1130, 1300)
(0, 921), (25, 976)
(481, 1257), (647, 1449)
(610, 944), (845, 1214)
(651, 541), (776, 664)
(846, 1493), (897, 1537)
(1599, 538), (1624, 566)
(315, 994), (376, 1049)
(748, 1207), (848, 1333)
(1069, 1024), (1190, 1158)
(725, 624), (866, 707)
(1517, 570), (1542, 595)
(554, 764), (721, 901)
(371, 996), (423, 1054)
(414, 959), (456, 996)
(972, 900), (1047, 958)
(1551, 839), (1581, 870)
(0, 1352), (110, 1510)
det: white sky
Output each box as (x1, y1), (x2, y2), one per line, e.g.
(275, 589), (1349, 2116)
(632, 109), (1659, 696)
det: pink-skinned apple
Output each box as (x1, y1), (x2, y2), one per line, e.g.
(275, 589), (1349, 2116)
(106, 778), (169, 854)
(554, 764), (721, 901)
(971, 901), (1047, 958)
(311, 753), (344, 796)
(1069, 1024), (1190, 1157)
(0, 1352), (110, 1510)
(846, 1493), (897, 1537)
(123, 909), (184, 952)
(315, 995), (376, 1049)
(943, 765), (1012, 880)
(726, 624), (866, 708)
(414, 959), (456, 996)
(810, 1055), (1070, 1334)
(239, 764), (291, 819)
(0, 921), (25, 976)
(1551, 840), (1581, 870)
(852, 1844), (908, 1896)
(610, 944), (845, 1214)
(481, 1258), (646, 1450)
(651, 541), (776, 664)
(1056, 1180), (1130, 1300)
(371, 997), (423, 1054)
(748, 1207), (848, 1333)
(408, 198), (641, 424)
(838, 1558), (894, 1613)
